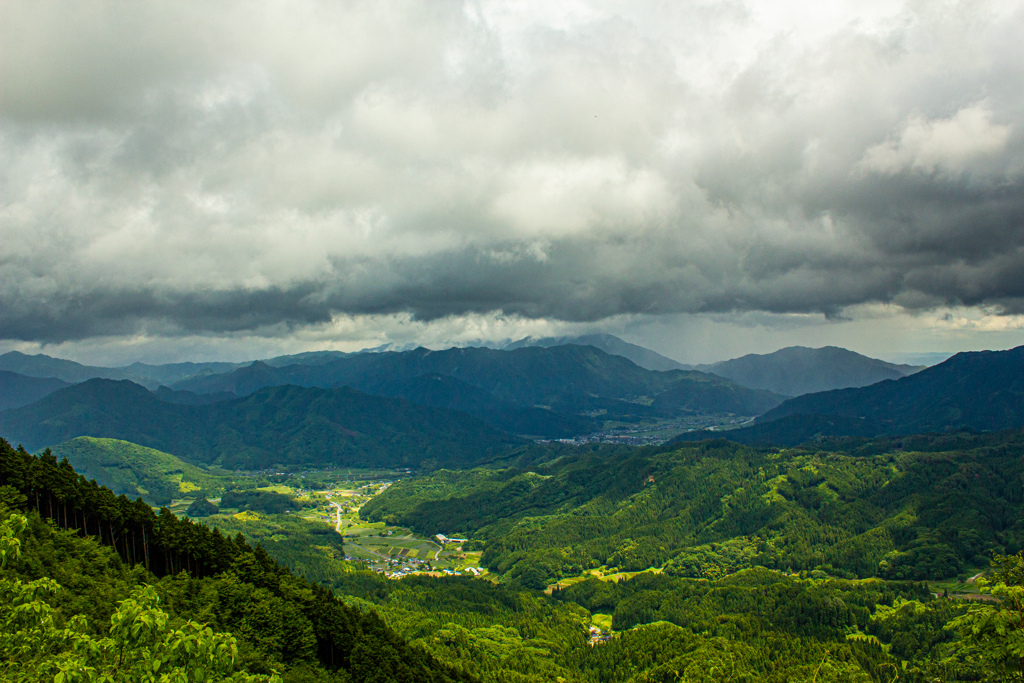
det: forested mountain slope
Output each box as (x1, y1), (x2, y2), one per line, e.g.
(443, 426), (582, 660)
(0, 379), (519, 469)
(380, 372), (599, 438)
(5, 435), (1020, 681)
(697, 346), (922, 396)
(1, 346), (784, 442)
(502, 333), (690, 371)
(674, 345), (1024, 445)
(0, 438), (478, 682)
(363, 430), (1024, 587)
(0, 370), (71, 411)
(171, 345), (783, 435)
(50, 436), (237, 505)
(758, 345), (1024, 430)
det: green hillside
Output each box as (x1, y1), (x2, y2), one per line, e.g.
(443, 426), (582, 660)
(0, 437), (478, 682)
(6, 434), (1021, 681)
(362, 430), (1024, 588)
(49, 436), (251, 505)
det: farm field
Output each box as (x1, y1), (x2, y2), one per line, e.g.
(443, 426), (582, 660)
(169, 469), (487, 579)
(328, 482), (486, 576)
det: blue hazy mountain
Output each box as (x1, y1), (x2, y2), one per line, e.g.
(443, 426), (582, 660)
(697, 346), (923, 397)
(675, 345), (1024, 445)
(0, 370), (72, 411)
(0, 378), (519, 469)
(170, 345), (783, 437)
(502, 333), (690, 372)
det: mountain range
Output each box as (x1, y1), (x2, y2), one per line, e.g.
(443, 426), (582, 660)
(168, 345), (784, 432)
(0, 379), (518, 469)
(675, 345), (1024, 445)
(0, 340), (959, 449)
(0, 370), (72, 411)
(0, 350), (246, 389)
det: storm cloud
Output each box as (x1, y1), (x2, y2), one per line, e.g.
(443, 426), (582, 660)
(2, 1), (1024, 352)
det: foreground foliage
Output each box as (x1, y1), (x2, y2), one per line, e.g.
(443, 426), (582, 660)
(0, 437), (477, 682)
(944, 552), (1024, 678)
(1, 512), (274, 683)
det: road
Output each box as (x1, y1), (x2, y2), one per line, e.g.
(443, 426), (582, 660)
(331, 502), (343, 532)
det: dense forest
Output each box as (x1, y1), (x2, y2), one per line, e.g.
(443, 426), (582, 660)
(0, 437), (476, 682)
(5, 433), (1024, 680)
(0, 380), (518, 469)
(6, 432), (1024, 679)
(362, 430), (1024, 587)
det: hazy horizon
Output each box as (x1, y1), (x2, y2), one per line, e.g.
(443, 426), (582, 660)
(0, 334), (966, 370)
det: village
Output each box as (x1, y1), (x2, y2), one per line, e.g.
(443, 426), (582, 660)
(544, 414), (755, 446)
(319, 480), (487, 579)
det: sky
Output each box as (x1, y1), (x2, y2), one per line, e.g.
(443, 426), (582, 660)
(3, 0), (1024, 366)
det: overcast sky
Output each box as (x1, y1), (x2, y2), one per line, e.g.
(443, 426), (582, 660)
(3, 0), (1024, 365)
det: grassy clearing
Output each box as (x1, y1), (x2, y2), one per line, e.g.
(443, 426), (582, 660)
(257, 484), (295, 494)
(929, 567), (990, 597)
(547, 566), (662, 593)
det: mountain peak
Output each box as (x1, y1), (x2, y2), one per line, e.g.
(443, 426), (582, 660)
(502, 333), (688, 372)
(688, 344), (1024, 446)
(699, 346), (921, 396)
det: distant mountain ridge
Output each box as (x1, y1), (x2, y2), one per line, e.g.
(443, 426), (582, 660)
(0, 349), (356, 390)
(0, 345), (777, 439)
(674, 345), (1024, 445)
(0, 378), (519, 469)
(0, 370), (72, 411)
(697, 346), (922, 397)
(170, 345), (783, 434)
(503, 333), (690, 371)
(0, 350), (135, 383)
(0, 350), (246, 389)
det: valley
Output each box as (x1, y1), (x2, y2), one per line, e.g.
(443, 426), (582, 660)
(4, 343), (1024, 681)
(551, 413), (756, 446)
(164, 468), (488, 579)
(5, 6), (1019, 679)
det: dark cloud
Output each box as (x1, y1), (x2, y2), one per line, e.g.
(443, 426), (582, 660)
(2, 1), (1024, 348)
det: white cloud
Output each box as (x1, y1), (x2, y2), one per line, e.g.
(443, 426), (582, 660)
(857, 102), (1012, 175)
